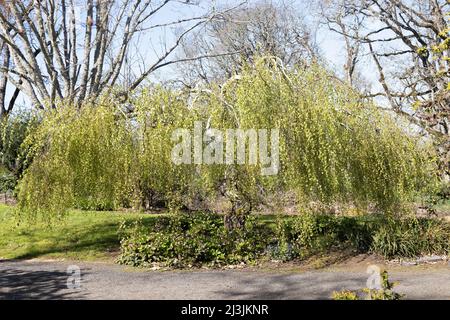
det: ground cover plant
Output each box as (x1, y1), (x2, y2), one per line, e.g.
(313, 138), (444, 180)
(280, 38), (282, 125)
(117, 210), (450, 268)
(332, 270), (403, 300)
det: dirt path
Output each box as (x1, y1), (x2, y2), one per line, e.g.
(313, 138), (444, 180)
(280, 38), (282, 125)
(0, 259), (449, 300)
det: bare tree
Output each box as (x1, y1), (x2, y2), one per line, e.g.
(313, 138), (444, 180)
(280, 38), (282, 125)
(319, 0), (449, 174)
(319, 0), (366, 87)
(0, 1), (20, 116)
(0, 0), (242, 112)
(176, 0), (319, 87)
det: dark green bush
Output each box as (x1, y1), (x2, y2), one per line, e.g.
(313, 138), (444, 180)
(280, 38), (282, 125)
(0, 111), (38, 176)
(0, 173), (16, 193)
(276, 214), (450, 260)
(274, 213), (376, 260)
(118, 212), (450, 267)
(118, 212), (271, 267)
(275, 213), (335, 259)
(336, 216), (377, 252)
(371, 217), (450, 258)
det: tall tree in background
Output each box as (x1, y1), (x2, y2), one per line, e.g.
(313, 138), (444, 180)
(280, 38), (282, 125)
(177, 0), (319, 87)
(0, 0), (241, 113)
(320, 0), (449, 175)
(0, 0), (16, 117)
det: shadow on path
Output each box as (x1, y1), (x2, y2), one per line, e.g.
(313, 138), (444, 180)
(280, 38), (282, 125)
(0, 265), (86, 300)
(214, 273), (366, 299)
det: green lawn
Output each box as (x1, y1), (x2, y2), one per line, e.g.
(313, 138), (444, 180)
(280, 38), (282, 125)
(2, 201), (448, 263)
(0, 205), (278, 262)
(0, 204), (160, 261)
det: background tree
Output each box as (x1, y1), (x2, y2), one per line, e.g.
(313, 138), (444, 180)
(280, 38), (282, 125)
(176, 0), (319, 87)
(0, 0), (242, 113)
(318, 0), (449, 175)
(0, 0), (19, 117)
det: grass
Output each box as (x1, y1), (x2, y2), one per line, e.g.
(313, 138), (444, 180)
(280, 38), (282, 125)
(1, 202), (449, 263)
(0, 207), (282, 263)
(0, 204), (160, 261)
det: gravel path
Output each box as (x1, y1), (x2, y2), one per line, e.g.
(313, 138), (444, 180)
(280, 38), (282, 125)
(0, 259), (449, 300)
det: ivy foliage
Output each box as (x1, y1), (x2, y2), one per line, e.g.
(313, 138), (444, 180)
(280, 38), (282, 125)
(118, 213), (269, 267)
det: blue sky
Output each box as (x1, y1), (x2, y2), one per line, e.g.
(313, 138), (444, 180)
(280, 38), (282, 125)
(145, 0), (380, 90)
(7, 0), (382, 109)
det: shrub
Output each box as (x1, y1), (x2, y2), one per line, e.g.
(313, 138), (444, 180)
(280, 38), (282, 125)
(371, 217), (450, 258)
(363, 270), (404, 300)
(0, 111), (38, 176)
(0, 173), (16, 193)
(119, 212), (450, 267)
(332, 270), (403, 300)
(118, 212), (270, 267)
(274, 213), (376, 260)
(275, 213), (450, 261)
(335, 216), (377, 252)
(275, 213), (335, 259)
(332, 290), (359, 300)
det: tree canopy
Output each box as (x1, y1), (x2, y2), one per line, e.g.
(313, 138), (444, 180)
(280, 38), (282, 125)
(16, 57), (438, 222)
